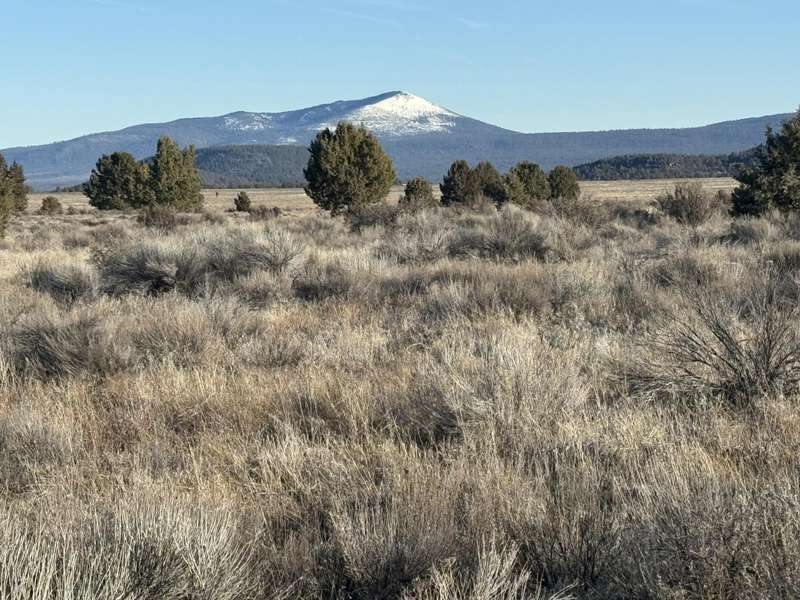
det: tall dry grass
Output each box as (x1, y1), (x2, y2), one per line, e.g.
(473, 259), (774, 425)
(0, 189), (799, 598)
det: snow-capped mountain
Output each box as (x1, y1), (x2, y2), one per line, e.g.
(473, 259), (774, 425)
(220, 92), (459, 137)
(1, 91), (791, 190)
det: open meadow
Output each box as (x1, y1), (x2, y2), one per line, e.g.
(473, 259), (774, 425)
(3, 177), (800, 598)
(30, 177), (738, 215)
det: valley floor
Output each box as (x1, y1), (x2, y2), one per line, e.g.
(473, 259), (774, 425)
(2, 180), (798, 599)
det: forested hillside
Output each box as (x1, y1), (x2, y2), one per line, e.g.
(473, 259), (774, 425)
(574, 147), (760, 180)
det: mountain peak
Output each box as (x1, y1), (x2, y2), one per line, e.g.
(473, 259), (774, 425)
(314, 90), (459, 136)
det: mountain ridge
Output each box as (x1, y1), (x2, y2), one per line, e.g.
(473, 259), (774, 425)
(1, 91), (792, 190)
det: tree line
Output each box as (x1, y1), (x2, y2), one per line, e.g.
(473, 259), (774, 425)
(573, 148), (761, 181)
(2, 108), (799, 239)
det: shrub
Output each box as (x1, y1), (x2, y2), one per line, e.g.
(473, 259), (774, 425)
(655, 181), (718, 226)
(97, 241), (182, 297)
(248, 206), (282, 221)
(377, 212), (453, 265)
(234, 191), (251, 212)
(347, 202), (400, 232)
(400, 177), (438, 210)
(548, 165), (581, 201)
(38, 196), (64, 215)
(620, 269), (800, 406)
(304, 122), (396, 215)
(449, 205), (548, 262)
(292, 259), (355, 301)
(27, 260), (96, 304)
(138, 204), (178, 230)
(10, 310), (130, 378)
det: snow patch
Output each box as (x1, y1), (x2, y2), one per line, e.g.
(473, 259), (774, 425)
(222, 113), (273, 132)
(316, 92), (459, 136)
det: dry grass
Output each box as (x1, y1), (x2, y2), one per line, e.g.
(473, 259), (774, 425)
(1, 178), (798, 599)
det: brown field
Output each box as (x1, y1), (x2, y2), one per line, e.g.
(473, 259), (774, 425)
(29, 177), (738, 214)
(3, 179), (800, 598)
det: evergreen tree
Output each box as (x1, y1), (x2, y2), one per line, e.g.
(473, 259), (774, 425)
(732, 109), (800, 216)
(548, 165), (581, 200)
(503, 171), (530, 207)
(8, 161), (27, 212)
(471, 161), (507, 205)
(304, 122), (396, 215)
(440, 160), (480, 206)
(400, 177), (437, 209)
(0, 157), (11, 238)
(84, 152), (152, 210)
(150, 137), (204, 211)
(234, 190), (252, 212)
(509, 161), (550, 207)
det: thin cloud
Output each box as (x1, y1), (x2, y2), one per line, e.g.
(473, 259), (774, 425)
(355, 0), (430, 11)
(457, 17), (488, 30)
(323, 7), (403, 29)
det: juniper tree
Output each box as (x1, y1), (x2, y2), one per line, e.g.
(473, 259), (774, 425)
(85, 152), (152, 210)
(0, 164), (11, 238)
(548, 165), (581, 201)
(304, 122), (396, 215)
(471, 161), (507, 205)
(440, 160), (477, 206)
(8, 161), (27, 212)
(150, 137), (204, 211)
(234, 191), (252, 212)
(732, 109), (800, 216)
(509, 161), (550, 208)
(400, 177), (437, 209)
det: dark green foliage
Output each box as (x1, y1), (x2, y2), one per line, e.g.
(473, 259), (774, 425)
(0, 155), (15, 237)
(509, 161), (550, 207)
(440, 160), (478, 206)
(39, 196), (64, 216)
(85, 152), (152, 210)
(234, 191), (252, 212)
(574, 148), (761, 180)
(0, 183), (10, 240)
(548, 165), (581, 200)
(471, 161), (508, 206)
(400, 177), (437, 210)
(0, 154), (27, 234)
(150, 137), (204, 211)
(7, 161), (27, 212)
(304, 122), (396, 215)
(732, 110), (800, 216)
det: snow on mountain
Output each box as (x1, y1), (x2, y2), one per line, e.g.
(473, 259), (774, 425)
(2, 90), (791, 190)
(220, 92), (459, 137)
(317, 92), (459, 135)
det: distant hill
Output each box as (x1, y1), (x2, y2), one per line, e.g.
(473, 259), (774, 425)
(574, 147), (762, 181)
(195, 145), (308, 188)
(1, 91), (792, 190)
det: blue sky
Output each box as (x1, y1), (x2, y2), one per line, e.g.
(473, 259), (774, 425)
(2, 0), (798, 147)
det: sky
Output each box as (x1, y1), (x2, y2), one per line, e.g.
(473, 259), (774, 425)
(1, 0), (798, 148)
